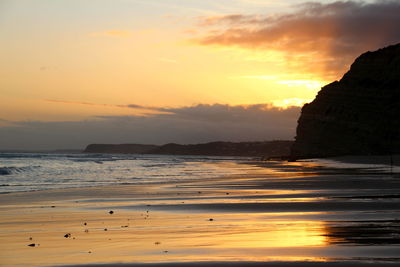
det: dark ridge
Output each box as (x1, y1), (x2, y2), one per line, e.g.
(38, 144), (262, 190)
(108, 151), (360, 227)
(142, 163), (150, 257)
(84, 140), (293, 157)
(84, 144), (159, 154)
(148, 141), (293, 157)
(291, 43), (400, 159)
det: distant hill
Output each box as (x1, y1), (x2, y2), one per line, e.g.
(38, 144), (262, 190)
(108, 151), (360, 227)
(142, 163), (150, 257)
(292, 43), (400, 159)
(84, 144), (158, 154)
(84, 141), (293, 157)
(148, 141), (293, 157)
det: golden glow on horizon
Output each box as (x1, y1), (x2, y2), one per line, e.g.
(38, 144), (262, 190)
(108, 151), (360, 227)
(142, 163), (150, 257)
(276, 80), (326, 90)
(272, 98), (313, 108)
(0, 2), (332, 123)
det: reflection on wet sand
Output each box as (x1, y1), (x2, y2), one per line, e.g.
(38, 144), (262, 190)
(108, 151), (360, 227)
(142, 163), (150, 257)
(0, 159), (399, 266)
(324, 220), (400, 245)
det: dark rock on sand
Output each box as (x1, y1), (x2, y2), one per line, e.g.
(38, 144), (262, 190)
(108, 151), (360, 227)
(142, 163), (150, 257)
(292, 43), (400, 159)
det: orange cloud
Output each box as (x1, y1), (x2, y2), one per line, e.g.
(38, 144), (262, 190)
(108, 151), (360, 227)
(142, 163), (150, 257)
(194, 1), (400, 79)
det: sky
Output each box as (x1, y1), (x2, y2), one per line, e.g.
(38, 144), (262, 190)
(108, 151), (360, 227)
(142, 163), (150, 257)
(0, 0), (399, 150)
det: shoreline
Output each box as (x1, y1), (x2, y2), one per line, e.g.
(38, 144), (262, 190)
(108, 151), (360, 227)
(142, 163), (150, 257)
(1, 154), (399, 197)
(1, 157), (399, 267)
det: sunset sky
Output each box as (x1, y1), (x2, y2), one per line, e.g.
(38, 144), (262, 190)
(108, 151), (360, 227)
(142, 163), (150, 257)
(1, 0), (399, 149)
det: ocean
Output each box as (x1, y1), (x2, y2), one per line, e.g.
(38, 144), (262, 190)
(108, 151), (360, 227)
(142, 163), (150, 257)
(0, 152), (251, 193)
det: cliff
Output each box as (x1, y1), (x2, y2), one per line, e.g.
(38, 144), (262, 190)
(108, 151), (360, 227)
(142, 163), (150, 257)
(84, 141), (293, 157)
(291, 43), (400, 159)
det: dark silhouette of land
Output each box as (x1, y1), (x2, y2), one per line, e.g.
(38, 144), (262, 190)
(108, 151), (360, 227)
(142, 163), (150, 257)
(292, 43), (400, 159)
(84, 144), (158, 154)
(84, 140), (293, 157)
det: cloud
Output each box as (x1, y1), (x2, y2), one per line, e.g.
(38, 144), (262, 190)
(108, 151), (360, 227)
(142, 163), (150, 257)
(45, 99), (167, 114)
(0, 104), (300, 150)
(46, 99), (125, 108)
(194, 1), (400, 78)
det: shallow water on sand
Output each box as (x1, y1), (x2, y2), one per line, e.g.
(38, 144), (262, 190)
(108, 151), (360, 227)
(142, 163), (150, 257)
(0, 153), (250, 193)
(0, 157), (399, 266)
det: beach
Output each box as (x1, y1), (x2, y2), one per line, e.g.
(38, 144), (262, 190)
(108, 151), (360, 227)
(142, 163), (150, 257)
(0, 156), (399, 267)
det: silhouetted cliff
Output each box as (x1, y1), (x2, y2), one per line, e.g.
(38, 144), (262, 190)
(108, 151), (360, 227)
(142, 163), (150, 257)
(292, 43), (400, 158)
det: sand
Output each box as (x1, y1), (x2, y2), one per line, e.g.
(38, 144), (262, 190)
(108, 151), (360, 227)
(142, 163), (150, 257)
(0, 158), (399, 267)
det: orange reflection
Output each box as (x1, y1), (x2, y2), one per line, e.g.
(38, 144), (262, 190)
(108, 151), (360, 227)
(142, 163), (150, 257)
(0, 204), (328, 267)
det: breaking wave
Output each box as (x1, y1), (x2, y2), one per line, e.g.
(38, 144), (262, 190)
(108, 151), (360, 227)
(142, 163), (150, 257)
(0, 166), (41, 175)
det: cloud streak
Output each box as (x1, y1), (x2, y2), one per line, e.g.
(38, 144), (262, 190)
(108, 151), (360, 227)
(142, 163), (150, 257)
(194, 1), (400, 78)
(0, 103), (300, 150)
(45, 99), (169, 114)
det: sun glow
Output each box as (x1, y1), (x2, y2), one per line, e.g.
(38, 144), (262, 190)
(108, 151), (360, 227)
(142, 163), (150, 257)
(276, 80), (326, 90)
(272, 98), (312, 108)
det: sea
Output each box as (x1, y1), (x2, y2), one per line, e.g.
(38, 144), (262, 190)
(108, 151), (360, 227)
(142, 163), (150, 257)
(0, 152), (252, 193)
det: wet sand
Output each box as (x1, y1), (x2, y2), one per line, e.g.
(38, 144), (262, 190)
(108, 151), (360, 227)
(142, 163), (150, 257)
(0, 158), (399, 267)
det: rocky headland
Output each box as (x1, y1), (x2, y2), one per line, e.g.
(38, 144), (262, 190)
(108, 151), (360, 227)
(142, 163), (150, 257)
(291, 43), (400, 159)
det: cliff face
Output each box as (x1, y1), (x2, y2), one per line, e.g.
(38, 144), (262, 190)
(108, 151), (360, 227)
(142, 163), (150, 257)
(291, 43), (400, 158)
